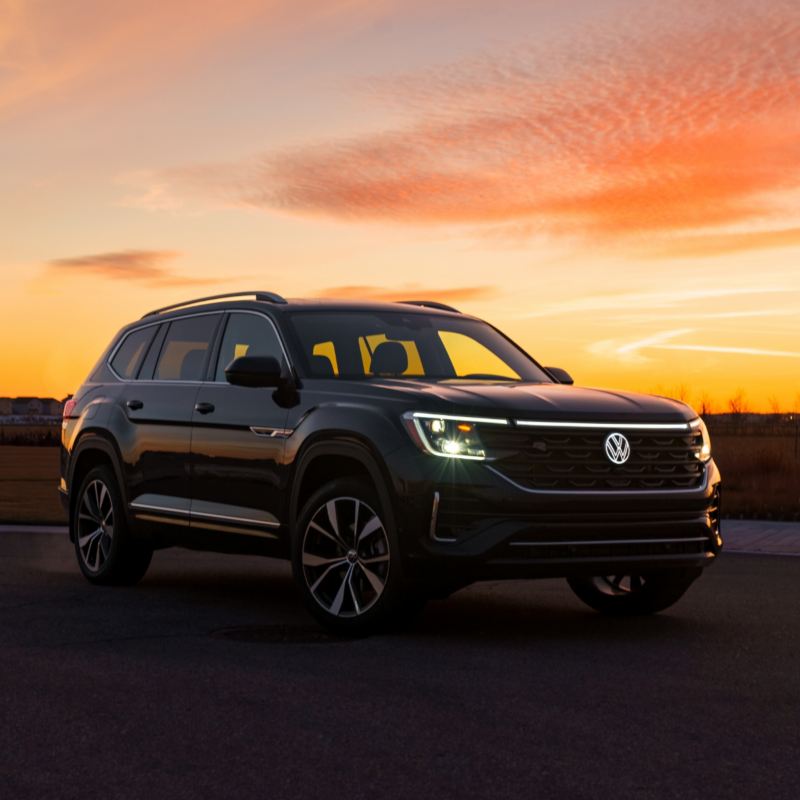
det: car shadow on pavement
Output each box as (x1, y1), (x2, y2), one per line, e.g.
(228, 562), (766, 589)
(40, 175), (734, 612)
(132, 562), (711, 644)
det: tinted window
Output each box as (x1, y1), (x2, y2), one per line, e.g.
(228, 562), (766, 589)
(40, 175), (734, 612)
(154, 315), (220, 381)
(287, 311), (551, 382)
(111, 327), (155, 379)
(215, 313), (284, 381)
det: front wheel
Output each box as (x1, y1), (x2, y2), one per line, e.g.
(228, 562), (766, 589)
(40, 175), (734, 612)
(292, 478), (424, 636)
(567, 569), (700, 615)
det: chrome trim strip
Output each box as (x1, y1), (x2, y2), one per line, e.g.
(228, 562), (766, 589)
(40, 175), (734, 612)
(130, 500), (281, 528)
(130, 501), (190, 517)
(428, 491), (456, 543)
(514, 420), (692, 431)
(509, 537), (709, 547)
(190, 519), (279, 538)
(190, 509), (280, 528)
(485, 464), (709, 495)
(134, 512), (191, 527)
(250, 426), (294, 439)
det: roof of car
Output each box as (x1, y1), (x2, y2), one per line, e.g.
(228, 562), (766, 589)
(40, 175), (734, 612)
(138, 293), (468, 322)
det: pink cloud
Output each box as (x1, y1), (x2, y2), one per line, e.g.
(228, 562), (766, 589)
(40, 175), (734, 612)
(47, 249), (221, 287)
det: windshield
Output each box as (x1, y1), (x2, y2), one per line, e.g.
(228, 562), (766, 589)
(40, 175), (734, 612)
(286, 310), (552, 382)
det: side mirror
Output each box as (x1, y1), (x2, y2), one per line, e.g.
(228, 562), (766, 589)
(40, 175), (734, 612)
(545, 366), (574, 385)
(225, 356), (283, 388)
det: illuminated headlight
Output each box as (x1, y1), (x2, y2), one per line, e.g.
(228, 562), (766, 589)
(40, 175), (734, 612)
(691, 417), (712, 461)
(402, 412), (507, 460)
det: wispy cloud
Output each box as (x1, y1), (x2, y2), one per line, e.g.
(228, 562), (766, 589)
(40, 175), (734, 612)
(522, 286), (795, 319)
(315, 284), (494, 303)
(217, 0), (799, 251)
(590, 327), (800, 364)
(47, 250), (219, 287)
(652, 343), (800, 358)
(589, 329), (694, 365)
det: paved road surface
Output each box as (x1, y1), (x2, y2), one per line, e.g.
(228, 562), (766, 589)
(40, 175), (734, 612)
(1, 528), (798, 799)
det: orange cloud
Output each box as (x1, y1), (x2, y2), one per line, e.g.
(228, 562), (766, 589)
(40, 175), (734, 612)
(315, 285), (494, 303)
(47, 250), (219, 287)
(208, 0), (799, 251)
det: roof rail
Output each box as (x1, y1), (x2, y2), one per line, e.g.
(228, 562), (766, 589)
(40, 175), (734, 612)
(142, 291), (287, 318)
(398, 300), (461, 314)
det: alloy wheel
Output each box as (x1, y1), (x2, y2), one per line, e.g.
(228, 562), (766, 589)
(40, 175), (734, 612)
(301, 497), (390, 618)
(591, 574), (647, 596)
(77, 479), (115, 573)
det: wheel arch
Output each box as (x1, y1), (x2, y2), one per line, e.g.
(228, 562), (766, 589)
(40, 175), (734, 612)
(67, 431), (129, 540)
(290, 436), (397, 537)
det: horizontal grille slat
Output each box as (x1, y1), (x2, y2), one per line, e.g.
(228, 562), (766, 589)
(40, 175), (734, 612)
(482, 426), (705, 491)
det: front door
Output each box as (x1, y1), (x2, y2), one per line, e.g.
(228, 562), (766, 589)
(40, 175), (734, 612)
(190, 311), (290, 540)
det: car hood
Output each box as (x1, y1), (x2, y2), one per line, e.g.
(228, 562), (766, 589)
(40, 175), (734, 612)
(325, 379), (695, 423)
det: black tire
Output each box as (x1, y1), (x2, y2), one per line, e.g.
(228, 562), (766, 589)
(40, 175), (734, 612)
(567, 569), (701, 616)
(72, 465), (152, 586)
(292, 477), (424, 636)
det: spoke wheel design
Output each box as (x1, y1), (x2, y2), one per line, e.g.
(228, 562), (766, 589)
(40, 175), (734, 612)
(77, 479), (115, 573)
(591, 574), (647, 597)
(301, 496), (390, 619)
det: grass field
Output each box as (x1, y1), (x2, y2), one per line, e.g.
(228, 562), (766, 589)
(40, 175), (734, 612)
(1, 435), (798, 524)
(0, 446), (65, 524)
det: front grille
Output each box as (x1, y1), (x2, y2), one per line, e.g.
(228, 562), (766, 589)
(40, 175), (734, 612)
(481, 426), (705, 491)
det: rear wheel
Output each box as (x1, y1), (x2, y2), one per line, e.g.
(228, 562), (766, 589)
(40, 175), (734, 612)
(292, 478), (424, 636)
(567, 569), (700, 615)
(72, 465), (152, 585)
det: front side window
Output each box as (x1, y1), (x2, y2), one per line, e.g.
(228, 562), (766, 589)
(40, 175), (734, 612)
(111, 327), (156, 379)
(215, 313), (285, 381)
(154, 315), (220, 381)
(287, 311), (551, 382)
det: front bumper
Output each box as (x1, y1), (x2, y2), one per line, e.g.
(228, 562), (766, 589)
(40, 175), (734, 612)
(387, 449), (722, 581)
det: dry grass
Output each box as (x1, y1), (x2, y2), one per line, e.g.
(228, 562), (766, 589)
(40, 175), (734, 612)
(712, 434), (800, 520)
(1, 436), (798, 524)
(0, 446), (66, 524)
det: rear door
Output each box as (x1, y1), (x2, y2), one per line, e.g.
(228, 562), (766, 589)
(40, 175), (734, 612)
(189, 311), (290, 538)
(121, 313), (223, 526)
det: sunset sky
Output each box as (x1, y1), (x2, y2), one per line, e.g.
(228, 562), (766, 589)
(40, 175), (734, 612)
(2, 0), (799, 410)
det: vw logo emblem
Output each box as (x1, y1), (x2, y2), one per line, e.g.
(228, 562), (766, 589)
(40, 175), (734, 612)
(604, 432), (631, 464)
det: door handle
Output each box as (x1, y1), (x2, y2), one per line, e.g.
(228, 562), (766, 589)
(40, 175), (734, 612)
(126, 399), (144, 411)
(194, 402), (215, 415)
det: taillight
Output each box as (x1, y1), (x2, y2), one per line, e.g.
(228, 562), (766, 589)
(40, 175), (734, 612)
(62, 398), (77, 419)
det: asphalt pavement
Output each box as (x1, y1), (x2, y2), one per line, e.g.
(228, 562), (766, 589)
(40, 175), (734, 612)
(1, 527), (798, 800)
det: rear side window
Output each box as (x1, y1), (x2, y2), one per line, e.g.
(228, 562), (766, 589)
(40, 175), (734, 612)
(110, 327), (156, 379)
(154, 315), (221, 381)
(215, 313), (285, 381)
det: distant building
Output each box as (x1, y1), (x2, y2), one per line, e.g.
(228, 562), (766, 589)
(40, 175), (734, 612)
(3, 397), (63, 417)
(41, 398), (63, 416)
(12, 397), (43, 416)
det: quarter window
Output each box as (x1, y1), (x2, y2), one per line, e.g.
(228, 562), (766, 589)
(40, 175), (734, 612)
(154, 315), (221, 381)
(111, 327), (155, 380)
